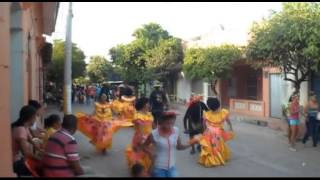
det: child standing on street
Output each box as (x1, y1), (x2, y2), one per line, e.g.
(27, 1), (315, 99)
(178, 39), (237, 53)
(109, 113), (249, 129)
(141, 111), (200, 177)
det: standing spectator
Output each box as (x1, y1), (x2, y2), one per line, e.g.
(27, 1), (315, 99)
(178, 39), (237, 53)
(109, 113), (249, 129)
(302, 95), (319, 147)
(11, 106), (41, 177)
(78, 86), (85, 104)
(149, 82), (168, 127)
(89, 85), (96, 102)
(288, 93), (300, 151)
(85, 86), (91, 105)
(72, 84), (76, 104)
(42, 114), (84, 177)
(95, 85), (101, 102)
(100, 82), (112, 100)
(141, 111), (200, 177)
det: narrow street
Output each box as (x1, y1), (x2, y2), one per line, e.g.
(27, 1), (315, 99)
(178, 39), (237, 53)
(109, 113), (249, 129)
(46, 103), (320, 177)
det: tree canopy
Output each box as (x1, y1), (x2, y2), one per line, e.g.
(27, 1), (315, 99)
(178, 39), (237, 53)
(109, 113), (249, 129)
(246, 2), (320, 93)
(109, 22), (183, 85)
(47, 39), (86, 87)
(86, 55), (120, 83)
(183, 44), (242, 95)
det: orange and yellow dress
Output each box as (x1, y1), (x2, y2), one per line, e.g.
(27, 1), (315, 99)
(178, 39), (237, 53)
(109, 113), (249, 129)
(76, 102), (115, 152)
(111, 99), (123, 115)
(125, 111), (153, 173)
(111, 98), (136, 126)
(77, 102), (133, 152)
(198, 109), (234, 167)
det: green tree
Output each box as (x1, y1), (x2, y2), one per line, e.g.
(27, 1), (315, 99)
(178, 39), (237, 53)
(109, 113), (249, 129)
(110, 22), (183, 91)
(86, 55), (120, 83)
(146, 37), (184, 81)
(47, 39), (87, 87)
(246, 2), (320, 94)
(183, 44), (242, 95)
(109, 41), (152, 93)
(74, 76), (90, 85)
(132, 22), (170, 49)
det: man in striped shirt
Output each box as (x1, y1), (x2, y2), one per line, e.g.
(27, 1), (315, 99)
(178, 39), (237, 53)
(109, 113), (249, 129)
(42, 114), (84, 177)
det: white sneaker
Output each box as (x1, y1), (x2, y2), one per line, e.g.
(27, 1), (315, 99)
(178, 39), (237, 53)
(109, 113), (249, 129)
(289, 147), (297, 152)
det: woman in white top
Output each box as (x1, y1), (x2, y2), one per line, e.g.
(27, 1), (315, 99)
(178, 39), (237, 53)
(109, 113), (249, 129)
(141, 111), (200, 177)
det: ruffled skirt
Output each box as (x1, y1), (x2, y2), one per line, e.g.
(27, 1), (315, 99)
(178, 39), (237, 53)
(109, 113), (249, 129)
(198, 127), (234, 167)
(76, 112), (133, 152)
(125, 132), (152, 173)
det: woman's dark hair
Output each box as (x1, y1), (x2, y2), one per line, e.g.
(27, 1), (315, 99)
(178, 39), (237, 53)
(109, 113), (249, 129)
(44, 114), (61, 129)
(131, 163), (144, 177)
(28, 100), (42, 110)
(289, 93), (299, 103)
(11, 105), (37, 128)
(159, 111), (177, 124)
(135, 97), (149, 111)
(123, 87), (133, 97)
(207, 97), (220, 111)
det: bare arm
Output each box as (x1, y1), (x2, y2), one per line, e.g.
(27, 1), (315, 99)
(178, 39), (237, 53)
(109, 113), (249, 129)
(18, 138), (36, 160)
(69, 160), (84, 176)
(176, 136), (192, 151)
(141, 134), (154, 149)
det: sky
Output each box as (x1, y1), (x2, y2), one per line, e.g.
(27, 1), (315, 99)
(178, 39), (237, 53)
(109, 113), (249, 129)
(50, 2), (283, 63)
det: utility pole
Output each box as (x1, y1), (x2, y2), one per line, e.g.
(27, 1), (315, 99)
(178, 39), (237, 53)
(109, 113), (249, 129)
(64, 2), (73, 114)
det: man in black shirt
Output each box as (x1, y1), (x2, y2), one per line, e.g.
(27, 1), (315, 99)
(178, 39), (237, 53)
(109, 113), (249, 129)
(149, 83), (168, 127)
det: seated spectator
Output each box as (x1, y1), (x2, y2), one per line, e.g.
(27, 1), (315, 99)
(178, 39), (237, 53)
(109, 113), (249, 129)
(11, 105), (40, 177)
(43, 114), (62, 147)
(42, 114), (84, 177)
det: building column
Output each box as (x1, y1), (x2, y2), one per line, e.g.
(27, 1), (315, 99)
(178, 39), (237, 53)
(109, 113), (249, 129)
(0, 3), (16, 177)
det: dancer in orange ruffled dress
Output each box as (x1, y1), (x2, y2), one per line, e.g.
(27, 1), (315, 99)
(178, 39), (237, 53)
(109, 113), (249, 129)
(111, 85), (136, 127)
(198, 97), (234, 167)
(76, 94), (132, 155)
(126, 97), (154, 175)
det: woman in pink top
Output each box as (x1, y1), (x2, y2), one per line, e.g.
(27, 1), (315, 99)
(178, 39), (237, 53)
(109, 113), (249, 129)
(288, 94), (300, 151)
(11, 105), (40, 176)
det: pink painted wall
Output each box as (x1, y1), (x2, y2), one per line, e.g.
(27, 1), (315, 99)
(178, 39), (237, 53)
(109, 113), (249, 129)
(0, 2), (51, 176)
